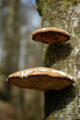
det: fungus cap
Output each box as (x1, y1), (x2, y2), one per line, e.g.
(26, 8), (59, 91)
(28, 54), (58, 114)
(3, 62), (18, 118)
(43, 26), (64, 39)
(7, 67), (74, 91)
(32, 27), (70, 44)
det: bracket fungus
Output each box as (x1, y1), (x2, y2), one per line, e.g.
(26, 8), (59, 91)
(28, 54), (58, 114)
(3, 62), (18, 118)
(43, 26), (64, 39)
(32, 27), (70, 44)
(7, 67), (74, 91)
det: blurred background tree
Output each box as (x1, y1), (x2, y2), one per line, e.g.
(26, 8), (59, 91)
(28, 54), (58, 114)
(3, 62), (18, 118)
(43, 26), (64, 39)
(0, 0), (43, 120)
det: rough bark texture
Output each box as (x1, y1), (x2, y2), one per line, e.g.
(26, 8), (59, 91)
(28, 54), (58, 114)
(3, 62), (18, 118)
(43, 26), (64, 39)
(37, 0), (80, 120)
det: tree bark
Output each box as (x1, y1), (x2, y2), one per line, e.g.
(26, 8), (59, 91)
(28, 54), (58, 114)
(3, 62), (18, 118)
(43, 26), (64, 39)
(37, 0), (80, 120)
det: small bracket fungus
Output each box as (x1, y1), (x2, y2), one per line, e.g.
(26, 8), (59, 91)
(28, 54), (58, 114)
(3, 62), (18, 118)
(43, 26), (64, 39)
(7, 67), (74, 91)
(32, 27), (70, 44)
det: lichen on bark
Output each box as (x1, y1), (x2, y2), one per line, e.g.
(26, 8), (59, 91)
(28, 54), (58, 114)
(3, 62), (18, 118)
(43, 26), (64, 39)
(37, 0), (80, 120)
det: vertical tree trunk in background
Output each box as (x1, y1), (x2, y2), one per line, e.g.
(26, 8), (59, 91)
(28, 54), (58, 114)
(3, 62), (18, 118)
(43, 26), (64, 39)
(37, 0), (80, 120)
(3, 0), (20, 74)
(1, 0), (8, 30)
(2, 0), (20, 101)
(2, 0), (25, 119)
(0, 1), (25, 119)
(0, 0), (2, 32)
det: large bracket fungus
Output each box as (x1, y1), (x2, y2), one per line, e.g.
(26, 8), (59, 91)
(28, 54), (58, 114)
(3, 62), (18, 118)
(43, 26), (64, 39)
(7, 67), (74, 91)
(32, 27), (70, 44)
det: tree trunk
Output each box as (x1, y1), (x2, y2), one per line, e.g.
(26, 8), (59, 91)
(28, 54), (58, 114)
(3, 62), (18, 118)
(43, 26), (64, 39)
(1, 0), (21, 101)
(37, 0), (80, 120)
